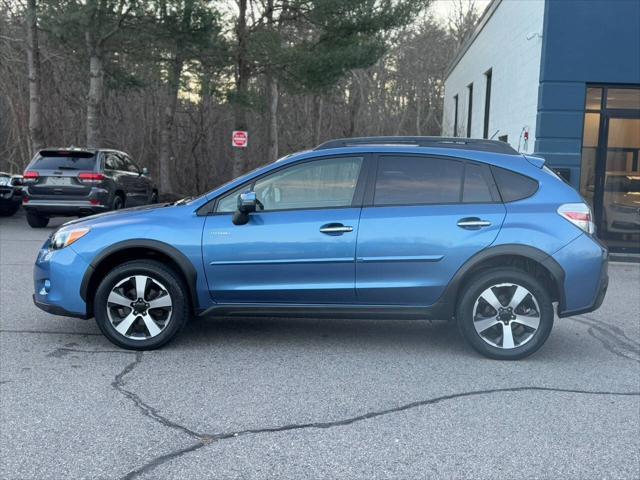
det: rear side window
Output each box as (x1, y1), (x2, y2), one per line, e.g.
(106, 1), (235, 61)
(105, 154), (123, 171)
(374, 156), (463, 205)
(491, 166), (539, 202)
(463, 163), (495, 203)
(33, 152), (96, 171)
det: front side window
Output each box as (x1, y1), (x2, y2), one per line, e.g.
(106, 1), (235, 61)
(374, 156), (463, 205)
(216, 156), (363, 213)
(121, 155), (139, 174)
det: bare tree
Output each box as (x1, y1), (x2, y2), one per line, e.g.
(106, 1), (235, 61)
(25, 0), (43, 154)
(448, 0), (480, 46)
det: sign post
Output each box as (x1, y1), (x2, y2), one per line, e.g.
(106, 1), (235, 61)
(232, 130), (248, 148)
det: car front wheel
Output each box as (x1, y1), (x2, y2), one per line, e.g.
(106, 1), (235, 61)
(456, 268), (554, 360)
(94, 260), (189, 350)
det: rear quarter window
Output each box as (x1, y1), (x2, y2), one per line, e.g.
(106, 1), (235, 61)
(490, 165), (539, 202)
(33, 152), (97, 171)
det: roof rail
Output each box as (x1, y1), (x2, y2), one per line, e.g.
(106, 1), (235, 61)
(315, 136), (518, 155)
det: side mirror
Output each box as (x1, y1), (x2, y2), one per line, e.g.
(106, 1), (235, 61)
(142, 167), (149, 176)
(232, 191), (258, 225)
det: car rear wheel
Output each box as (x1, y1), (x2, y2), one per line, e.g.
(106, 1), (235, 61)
(26, 212), (49, 228)
(456, 268), (554, 360)
(111, 194), (124, 211)
(94, 260), (189, 350)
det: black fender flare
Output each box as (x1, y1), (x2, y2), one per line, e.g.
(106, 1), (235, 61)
(434, 244), (566, 316)
(80, 239), (199, 311)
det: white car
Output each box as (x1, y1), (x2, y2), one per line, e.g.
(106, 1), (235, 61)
(603, 173), (640, 234)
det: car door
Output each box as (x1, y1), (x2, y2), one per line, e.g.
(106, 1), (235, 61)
(355, 154), (506, 305)
(119, 154), (145, 205)
(202, 155), (368, 304)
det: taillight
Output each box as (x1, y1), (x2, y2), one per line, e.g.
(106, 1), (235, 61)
(23, 171), (39, 183)
(78, 172), (105, 185)
(557, 203), (595, 235)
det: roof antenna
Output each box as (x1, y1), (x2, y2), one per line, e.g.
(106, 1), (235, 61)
(489, 130), (500, 140)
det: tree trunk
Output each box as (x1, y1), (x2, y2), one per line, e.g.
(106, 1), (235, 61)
(26, 0), (43, 154)
(232, 0), (249, 177)
(265, 0), (278, 162)
(85, 31), (104, 148)
(311, 94), (323, 146)
(266, 76), (278, 161)
(158, 55), (183, 195)
(347, 74), (361, 137)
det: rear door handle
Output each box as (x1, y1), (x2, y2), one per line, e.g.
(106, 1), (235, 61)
(457, 217), (492, 229)
(320, 223), (353, 235)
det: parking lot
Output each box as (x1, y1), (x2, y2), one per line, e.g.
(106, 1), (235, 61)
(1, 211), (639, 480)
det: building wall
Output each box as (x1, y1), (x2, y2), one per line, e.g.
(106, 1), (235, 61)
(535, 0), (640, 188)
(442, 0), (545, 154)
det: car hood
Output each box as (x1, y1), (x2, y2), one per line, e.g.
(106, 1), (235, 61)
(60, 203), (173, 229)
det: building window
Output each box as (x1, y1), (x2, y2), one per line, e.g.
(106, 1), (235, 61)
(453, 95), (459, 137)
(466, 83), (473, 137)
(483, 69), (492, 139)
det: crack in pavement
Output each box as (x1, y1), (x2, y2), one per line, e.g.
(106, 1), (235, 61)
(47, 347), (131, 357)
(112, 352), (208, 441)
(569, 315), (640, 363)
(120, 386), (640, 479)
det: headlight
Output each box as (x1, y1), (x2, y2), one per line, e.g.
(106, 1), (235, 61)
(0, 176), (9, 186)
(50, 227), (91, 250)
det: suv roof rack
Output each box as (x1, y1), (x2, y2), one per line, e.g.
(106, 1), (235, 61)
(315, 136), (518, 155)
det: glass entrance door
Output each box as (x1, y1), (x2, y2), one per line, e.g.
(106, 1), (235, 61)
(599, 115), (640, 250)
(580, 86), (640, 252)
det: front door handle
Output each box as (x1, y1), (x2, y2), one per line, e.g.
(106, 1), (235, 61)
(320, 223), (353, 235)
(457, 217), (492, 229)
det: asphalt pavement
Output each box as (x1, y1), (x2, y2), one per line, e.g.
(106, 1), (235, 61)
(1, 211), (639, 480)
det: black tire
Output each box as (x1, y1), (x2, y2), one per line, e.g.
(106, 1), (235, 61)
(26, 211), (49, 228)
(0, 204), (19, 217)
(456, 268), (554, 360)
(111, 194), (124, 211)
(94, 260), (190, 350)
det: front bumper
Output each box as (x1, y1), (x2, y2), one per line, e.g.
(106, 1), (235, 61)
(0, 186), (21, 205)
(33, 295), (90, 319)
(33, 241), (91, 319)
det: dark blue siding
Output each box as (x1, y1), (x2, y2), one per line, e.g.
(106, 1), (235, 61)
(534, 0), (640, 188)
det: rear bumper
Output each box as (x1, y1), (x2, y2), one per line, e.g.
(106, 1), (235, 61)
(24, 199), (108, 216)
(547, 233), (609, 318)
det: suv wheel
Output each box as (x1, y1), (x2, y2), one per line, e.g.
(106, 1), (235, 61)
(112, 194), (124, 211)
(94, 260), (189, 350)
(26, 212), (49, 228)
(456, 268), (554, 360)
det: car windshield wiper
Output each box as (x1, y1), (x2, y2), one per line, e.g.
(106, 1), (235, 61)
(57, 166), (81, 170)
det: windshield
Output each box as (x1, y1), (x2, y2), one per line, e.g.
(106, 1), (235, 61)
(33, 153), (97, 171)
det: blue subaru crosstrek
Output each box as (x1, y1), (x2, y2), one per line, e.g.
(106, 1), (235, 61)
(33, 137), (609, 359)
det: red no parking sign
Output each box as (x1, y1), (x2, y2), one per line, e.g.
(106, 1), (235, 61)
(232, 130), (248, 148)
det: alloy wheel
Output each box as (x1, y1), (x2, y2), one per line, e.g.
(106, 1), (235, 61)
(106, 275), (173, 340)
(472, 282), (541, 349)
